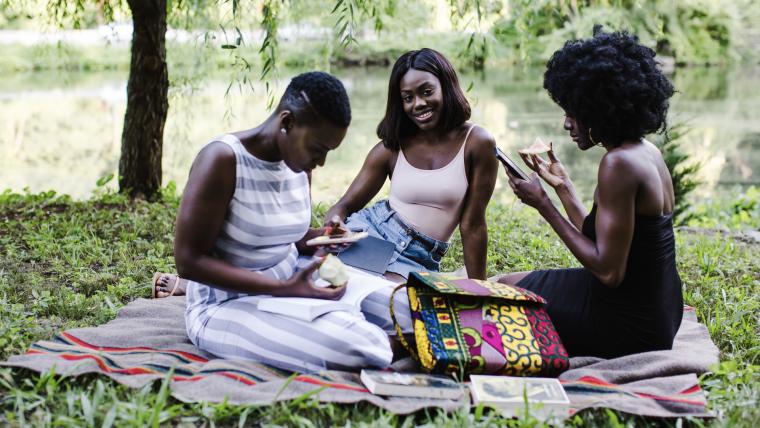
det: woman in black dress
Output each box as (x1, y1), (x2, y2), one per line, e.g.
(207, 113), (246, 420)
(499, 29), (683, 358)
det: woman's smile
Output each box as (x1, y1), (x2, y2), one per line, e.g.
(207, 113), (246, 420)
(413, 109), (434, 122)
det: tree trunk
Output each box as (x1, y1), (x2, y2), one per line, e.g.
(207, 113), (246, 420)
(119, 0), (168, 200)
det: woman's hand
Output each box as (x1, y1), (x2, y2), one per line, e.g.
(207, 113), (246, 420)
(316, 215), (354, 253)
(296, 216), (353, 255)
(324, 215), (349, 236)
(506, 171), (552, 211)
(519, 143), (569, 189)
(277, 259), (347, 300)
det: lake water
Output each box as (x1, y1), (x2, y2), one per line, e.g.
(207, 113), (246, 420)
(1, 65), (758, 204)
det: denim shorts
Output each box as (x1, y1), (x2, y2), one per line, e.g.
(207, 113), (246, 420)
(344, 200), (450, 279)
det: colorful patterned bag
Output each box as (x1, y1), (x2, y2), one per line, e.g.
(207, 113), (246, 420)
(390, 272), (569, 377)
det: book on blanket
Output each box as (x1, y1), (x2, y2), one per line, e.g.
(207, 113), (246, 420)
(256, 265), (392, 322)
(360, 370), (464, 399)
(469, 375), (570, 421)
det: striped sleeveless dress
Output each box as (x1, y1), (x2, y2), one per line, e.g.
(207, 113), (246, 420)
(184, 134), (411, 372)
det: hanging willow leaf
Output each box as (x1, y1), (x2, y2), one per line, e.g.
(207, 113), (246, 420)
(331, 0), (344, 14)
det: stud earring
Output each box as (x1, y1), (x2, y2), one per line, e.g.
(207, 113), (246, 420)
(280, 128), (287, 135)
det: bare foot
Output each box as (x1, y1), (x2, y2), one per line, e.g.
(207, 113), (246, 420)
(152, 273), (187, 298)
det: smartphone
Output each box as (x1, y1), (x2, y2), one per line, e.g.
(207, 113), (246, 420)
(494, 147), (530, 181)
(306, 231), (369, 246)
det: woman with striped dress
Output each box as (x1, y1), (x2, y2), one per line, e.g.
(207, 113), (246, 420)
(173, 72), (411, 372)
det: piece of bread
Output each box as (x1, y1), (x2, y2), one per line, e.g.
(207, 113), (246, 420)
(319, 254), (348, 287)
(518, 138), (551, 155)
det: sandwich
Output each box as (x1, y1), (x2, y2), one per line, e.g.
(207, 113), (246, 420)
(518, 138), (551, 155)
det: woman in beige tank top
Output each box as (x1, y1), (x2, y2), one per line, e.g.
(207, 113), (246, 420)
(325, 48), (499, 281)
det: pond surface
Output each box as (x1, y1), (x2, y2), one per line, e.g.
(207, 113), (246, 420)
(1, 65), (758, 204)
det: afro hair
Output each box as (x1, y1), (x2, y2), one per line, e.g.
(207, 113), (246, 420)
(543, 27), (675, 146)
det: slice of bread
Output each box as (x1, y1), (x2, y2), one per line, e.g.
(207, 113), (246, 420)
(518, 138), (551, 155)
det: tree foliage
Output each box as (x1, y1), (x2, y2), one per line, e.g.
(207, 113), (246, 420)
(652, 123), (702, 224)
(0, 0), (496, 198)
(2, 0), (755, 199)
(493, 0), (757, 65)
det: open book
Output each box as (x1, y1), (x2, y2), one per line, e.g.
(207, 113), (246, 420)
(256, 266), (393, 322)
(469, 375), (570, 421)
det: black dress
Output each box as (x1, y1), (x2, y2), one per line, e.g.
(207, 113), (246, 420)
(516, 204), (683, 358)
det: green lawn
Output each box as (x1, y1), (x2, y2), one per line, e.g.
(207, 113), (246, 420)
(0, 187), (757, 427)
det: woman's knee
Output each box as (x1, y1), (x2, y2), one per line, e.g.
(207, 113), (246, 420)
(345, 331), (393, 368)
(306, 312), (394, 369)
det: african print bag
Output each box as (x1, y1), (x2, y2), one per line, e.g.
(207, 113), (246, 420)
(390, 272), (569, 377)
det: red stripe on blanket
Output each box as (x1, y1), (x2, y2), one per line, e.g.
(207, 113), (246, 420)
(217, 372), (257, 386)
(680, 384), (702, 395)
(170, 373), (362, 391)
(295, 375), (368, 393)
(565, 376), (705, 405)
(172, 372), (257, 386)
(59, 353), (157, 375)
(635, 392), (706, 406)
(54, 352), (260, 386)
(172, 375), (205, 382)
(23, 339), (381, 393)
(574, 376), (617, 387)
(33, 346), (361, 391)
(61, 332), (209, 363)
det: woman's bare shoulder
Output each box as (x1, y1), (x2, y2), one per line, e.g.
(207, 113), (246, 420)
(362, 141), (398, 173)
(192, 140), (235, 163)
(600, 142), (663, 178)
(187, 141), (237, 185)
(597, 146), (645, 194)
(365, 141), (397, 163)
(464, 124), (496, 159)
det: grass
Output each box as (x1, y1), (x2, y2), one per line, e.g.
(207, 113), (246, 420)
(0, 186), (758, 426)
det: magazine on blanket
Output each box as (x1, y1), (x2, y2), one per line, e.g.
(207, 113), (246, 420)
(469, 375), (570, 421)
(360, 370), (464, 399)
(256, 266), (393, 322)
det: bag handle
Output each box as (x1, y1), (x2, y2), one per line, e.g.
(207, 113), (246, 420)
(388, 283), (420, 364)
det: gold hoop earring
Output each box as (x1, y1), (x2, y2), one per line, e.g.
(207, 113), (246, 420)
(588, 128), (600, 146)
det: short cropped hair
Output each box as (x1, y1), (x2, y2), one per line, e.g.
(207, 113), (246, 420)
(377, 48), (471, 151)
(279, 71), (351, 128)
(543, 27), (675, 147)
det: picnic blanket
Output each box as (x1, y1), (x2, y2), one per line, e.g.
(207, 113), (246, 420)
(2, 297), (719, 418)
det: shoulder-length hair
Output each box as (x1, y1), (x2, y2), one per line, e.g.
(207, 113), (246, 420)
(377, 48), (471, 151)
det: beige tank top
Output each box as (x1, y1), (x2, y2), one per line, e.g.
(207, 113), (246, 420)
(388, 125), (474, 242)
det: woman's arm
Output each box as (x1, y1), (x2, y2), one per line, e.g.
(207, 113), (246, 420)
(507, 153), (637, 287)
(554, 179), (588, 230)
(460, 129), (499, 280)
(174, 143), (344, 299)
(295, 170), (321, 256)
(324, 142), (393, 222)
